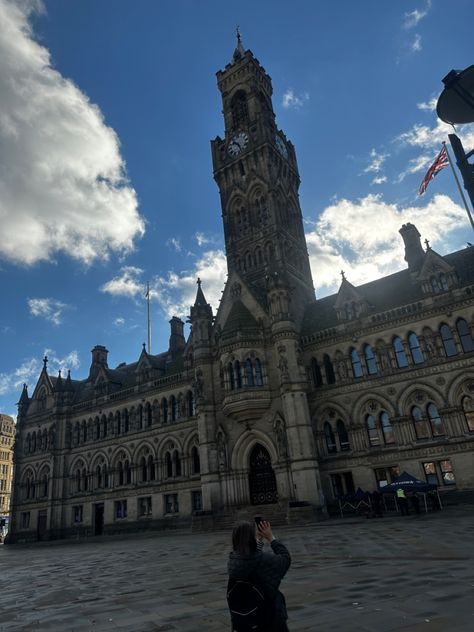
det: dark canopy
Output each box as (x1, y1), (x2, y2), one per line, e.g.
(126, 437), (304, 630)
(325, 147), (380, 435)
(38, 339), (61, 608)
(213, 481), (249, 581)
(380, 471), (437, 493)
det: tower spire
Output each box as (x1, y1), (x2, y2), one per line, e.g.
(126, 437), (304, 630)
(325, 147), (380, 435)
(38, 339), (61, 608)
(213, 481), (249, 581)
(233, 26), (245, 62)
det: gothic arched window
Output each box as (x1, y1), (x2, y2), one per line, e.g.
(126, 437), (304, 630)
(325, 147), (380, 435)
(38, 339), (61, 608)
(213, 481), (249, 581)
(255, 359), (263, 386)
(141, 456), (147, 482)
(439, 323), (458, 357)
(161, 398), (168, 423)
(364, 345), (378, 375)
(311, 358), (323, 387)
(187, 390), (195, 416)
(380, 411), (395, 444)
(323, 354), (336, 385)
(324, 422), (337, 454)
(439, 273), (449, 291)
(366, 414), (380, 446)
(462, 395), (474, 432)
(234, 360), (242, 389)
(165, 452), (172, 478)
(408, 332), (424, 364)
(191, 446), (200, 474)
(146, 402), (152, 427)
(393, 336), (408, 368)
(430, 276), (440, 293)
(350, 348), (363, 378)
(456, 318), (474, 352)
(245, 358), (254, 387)
(427, 402), (444, 436)
(411, 405), (430, 439)
(173, 450), (181, 477)
(337, 419), (350, 451)
(231, 90), (249, 128)
(148, 455), (155, 481)
(228, 362), (235, 390)
(123, 409), (129, 433)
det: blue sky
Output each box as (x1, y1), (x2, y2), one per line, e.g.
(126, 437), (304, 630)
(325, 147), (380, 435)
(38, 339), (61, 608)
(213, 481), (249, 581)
(1, 0), (474, 417)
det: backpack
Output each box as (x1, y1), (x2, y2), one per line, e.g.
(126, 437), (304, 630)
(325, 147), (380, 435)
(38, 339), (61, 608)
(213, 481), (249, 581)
(227, 575), (274, 632)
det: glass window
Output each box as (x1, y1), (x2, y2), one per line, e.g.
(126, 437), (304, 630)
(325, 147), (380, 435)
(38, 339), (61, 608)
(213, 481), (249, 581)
(228, 362), (235, 390)
(254, 359), (263, 386)
(380, 411), (395, 444)
(165, 493), (179, 514)
(138, 496), (152, 517)
(337, 419), (350, 451)
(439, 273), (449, 291)
(462, 396), (474, 431)
(427, 403), (445, 437)
(366, 414), (380, 446)
(350, 348), (363, 378)
(440, 324), (458, 357)
(191, 446), (200, 474)
(235, 361), (242, 389)
(430, 276), (440, 293)
(170, 396), (177, 421)
(408, 332), (424, 364)
(393, 336), (408, 368)
(374, 467), (399, 488)
(115, 500), (127, 519)
(324, 422), (337, 454)
(311, 358), (323, 387)
(423, 462), (439, 486)
(411, 405), (431, 439)
(440, 460), (456, 485)
(245, 359), (254, 386)
(166, 452), (172, 478)
(323, 354), (336, 385)
(364, 344), (378, 375)
(192, 490), (202, 512)
(457, 318), (474, 352)
(73, 505), (83, 523)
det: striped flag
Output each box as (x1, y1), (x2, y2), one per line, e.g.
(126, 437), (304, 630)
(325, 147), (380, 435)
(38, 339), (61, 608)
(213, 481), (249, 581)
(418, 145), (449, 195)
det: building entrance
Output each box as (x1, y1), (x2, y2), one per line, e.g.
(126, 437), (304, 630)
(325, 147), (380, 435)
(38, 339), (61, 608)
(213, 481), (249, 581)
(94, 503), (104, 536)
(249, 444), (278, 505)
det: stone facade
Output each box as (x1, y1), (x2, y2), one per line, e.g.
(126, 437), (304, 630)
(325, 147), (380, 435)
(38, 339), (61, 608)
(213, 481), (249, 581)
(0, 413), (14, 521)
(7, 41), (474, 542)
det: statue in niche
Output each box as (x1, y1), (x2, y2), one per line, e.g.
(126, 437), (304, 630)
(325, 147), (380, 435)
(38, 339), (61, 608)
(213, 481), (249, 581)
(217, 431), (227, 470)
(278, 353), (289, 381)
(274, 420), (289, 459)
(336, 359), (347, 380)
(48, 423), (56, 448)
(424, 333), (438, 359)
(378, 346), (390, 371)
(193, 369), (204, 400)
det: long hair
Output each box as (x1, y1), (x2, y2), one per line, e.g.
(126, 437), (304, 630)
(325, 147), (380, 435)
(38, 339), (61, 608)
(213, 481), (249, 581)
(232, 521), (257, 556)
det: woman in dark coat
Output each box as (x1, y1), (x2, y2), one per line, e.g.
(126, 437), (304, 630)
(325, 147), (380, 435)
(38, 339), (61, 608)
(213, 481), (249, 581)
(227, 520), (291, 631)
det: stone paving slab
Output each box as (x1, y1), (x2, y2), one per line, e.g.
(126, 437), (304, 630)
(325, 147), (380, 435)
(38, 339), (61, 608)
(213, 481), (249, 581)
(1, 508), (474, 631)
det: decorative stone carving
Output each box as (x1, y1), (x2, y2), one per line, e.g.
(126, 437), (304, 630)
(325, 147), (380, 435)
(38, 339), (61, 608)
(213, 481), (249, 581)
(274, 419), (289, 459)
(217, 431), (227, 470)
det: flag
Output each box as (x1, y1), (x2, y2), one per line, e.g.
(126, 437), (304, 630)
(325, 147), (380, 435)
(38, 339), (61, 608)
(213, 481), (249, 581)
(418, 145), (449, 195)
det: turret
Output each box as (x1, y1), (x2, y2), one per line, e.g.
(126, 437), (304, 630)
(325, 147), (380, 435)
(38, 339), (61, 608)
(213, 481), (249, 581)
(399, 223), (425, 271)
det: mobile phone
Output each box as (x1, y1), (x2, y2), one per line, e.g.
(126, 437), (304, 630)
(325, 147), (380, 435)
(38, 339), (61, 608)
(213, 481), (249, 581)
(254, 515), (264, 527)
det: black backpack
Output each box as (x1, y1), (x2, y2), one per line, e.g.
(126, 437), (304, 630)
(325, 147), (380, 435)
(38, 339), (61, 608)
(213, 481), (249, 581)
(227, 575), (274, 632)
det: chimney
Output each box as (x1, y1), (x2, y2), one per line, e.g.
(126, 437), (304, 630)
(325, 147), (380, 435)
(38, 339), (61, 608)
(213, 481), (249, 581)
(399, 223), (425, 271)
(169, 317), (185, 358)
(89, 345), (109, 379)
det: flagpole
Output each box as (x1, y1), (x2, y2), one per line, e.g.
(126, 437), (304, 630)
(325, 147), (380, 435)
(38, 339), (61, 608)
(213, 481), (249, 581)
(146, 281), (151, 354)
(443, 140), (474, 232)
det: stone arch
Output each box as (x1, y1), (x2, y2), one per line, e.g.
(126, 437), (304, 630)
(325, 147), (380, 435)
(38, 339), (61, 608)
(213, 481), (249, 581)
(313, 401), (351, 430)
(132, 440), (156, 463)
(158, 435), (182, 459)
(230, 429), (278, 471)
(352, 392), (397, 421)
(396, 381), (445, 415)
(90, 450), (110, 470)
(446, 372), (474, 406)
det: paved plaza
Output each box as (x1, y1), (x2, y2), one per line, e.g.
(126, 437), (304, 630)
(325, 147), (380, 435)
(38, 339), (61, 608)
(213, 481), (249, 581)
(1, 507), (474, 632)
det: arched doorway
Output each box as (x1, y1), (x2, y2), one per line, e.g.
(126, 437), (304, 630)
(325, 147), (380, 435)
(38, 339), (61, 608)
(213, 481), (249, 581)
(249, 443), (278, 504)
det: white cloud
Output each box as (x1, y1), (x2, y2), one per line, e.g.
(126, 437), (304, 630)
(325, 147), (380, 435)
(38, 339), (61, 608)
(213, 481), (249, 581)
(307, 193), (467, 297)
(27, 297), (70, 325)
(411, 34), (422, 52)
(364, 148), (388, 174)
(100, 266), (144, 299)
(113, 317), (125, 327)
(0, 0), (145, 266)
(397, 118), (474, 152)
(371, 175), (387, 185)
(403, 1), (431, 29)
(166, 237), (182, 252)
(282, 89), (309, 109)
(0, 348), (80, 396)
(195, 232), (211, 247)
(397, 154), (432, 182)
(417, 97), (437, 112)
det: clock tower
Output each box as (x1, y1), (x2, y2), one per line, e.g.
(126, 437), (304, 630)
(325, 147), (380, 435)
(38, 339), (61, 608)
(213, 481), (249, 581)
(211, 34), (315, 319)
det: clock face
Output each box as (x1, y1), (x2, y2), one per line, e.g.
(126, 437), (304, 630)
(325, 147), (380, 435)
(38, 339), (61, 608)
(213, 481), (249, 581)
(275, 134), (288, 159)
(228, 131), (249, 156)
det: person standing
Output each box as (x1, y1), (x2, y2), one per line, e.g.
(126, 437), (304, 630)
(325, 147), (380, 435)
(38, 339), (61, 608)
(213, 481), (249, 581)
(410, 492), (421, 514)
(396, 488), (409, 516)
(227, 520), (291, 631)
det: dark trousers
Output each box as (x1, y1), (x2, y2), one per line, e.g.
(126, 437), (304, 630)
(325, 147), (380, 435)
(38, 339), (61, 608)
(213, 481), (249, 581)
(399, 498), (409, 516)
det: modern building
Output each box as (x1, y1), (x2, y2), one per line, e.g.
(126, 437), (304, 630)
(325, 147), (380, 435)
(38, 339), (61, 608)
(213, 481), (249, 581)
(0, 414), (15, 525)
(7, 39), (474, 542)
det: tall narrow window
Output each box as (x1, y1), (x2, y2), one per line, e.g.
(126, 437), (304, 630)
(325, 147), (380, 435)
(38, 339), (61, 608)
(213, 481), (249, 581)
(148, 455), (155, 481)
(440, 324), (458, 357)
(337, 420), (350, 451)
(350, 349), (363, 378)
(380, 412), (395, 444)
(430, 276), (440, 293)
(141, 456), (147, 482)
(439, 273), (449, 291)
(166, 452), (172, 478)
(123, 409), (129, 433)
(173, 450), (181, 477)
(125, 460), (131, 485)
(411, 406), (430, 439)
(231, 91), (249, 128)
(311, 358), (323, 387)
(228, 362), (235, 390)
(146, 402), (152, 427)
(324, 422), (337, 453)
(245, 359), (254, 386)
(191, 446), (200, 474)
(427, 403), (444, 436)
(456, 318), (474, 352)
(364, 345), (378, 375)
(118, 461), (124, 486)
(255, 359), (263, 386)
(116, 411), (122, 435)
(462, 395), (474, 431)
(187, 391), (195, 416)
(162, 399), (168, 423)
(408, 332), (424, 364)
(97, 465), (102, 489)
(235, 361), (242, 388)
(323, 354), (336, 385)
(393, 336), (408, 368)
(366, 415), (380, 446)
(170, 396), (177, 422)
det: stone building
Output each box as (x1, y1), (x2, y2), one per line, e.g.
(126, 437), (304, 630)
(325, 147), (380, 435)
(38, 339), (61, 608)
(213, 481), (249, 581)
(7, 39), (474, 542)
(0, 413), (15, 522)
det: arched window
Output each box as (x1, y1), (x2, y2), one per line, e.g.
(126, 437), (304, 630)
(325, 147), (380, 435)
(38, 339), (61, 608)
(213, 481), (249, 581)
(141, 456), (147, 482)
(173, 450), (181, 477)
(165, 452), (172, 478)
(462, 396), (474, 431)
(380, 411), (395, 444)
(95, 417), (100, 440)
(82, 468), (88, 491)
(456, 318), (474, 352)
(245, 359), (254, 387)
(427, 402), (444, 436)
(82, 421), (87, 443)
(408, 332), (424, 364)
(439, 273), (449, 291)
(116, 411), (122, 435)
(103, 415), (108, 438)
(411, 405), (430, 439)
(311, 358), (323, 387)
(97, 465), (102, 489)
(430, 276), (440, 293)
(118, 461), (124, 486)
(337, 420), (350, 451)
(323, 354), (336, 385)
(162, 398), (168, 423)
(393, 336), (408, 368)
(103, 465), (109, 488)
(324, 422), (337, 454)
(170, 396), (177, 421)
(350, 349), (363, 378)
(235, 360), (242, 389)
(123, 409), (129, 433)
(191, 446), (200, 474)
(75, 469), (81, 493)
(148, 455), (155, 481)
(231, 90), (249, 128)
(440, 323), (458, 357)
(364, 345), (378, 375)
(228, 362), (235, 390)
(255, 359), (263, 386)
(187, 390), (195, 416)
(138, 405), (144, 429)
(366, 414), (380, 446)
(125, 460), (131, 484)
(145, 403), (152, 427)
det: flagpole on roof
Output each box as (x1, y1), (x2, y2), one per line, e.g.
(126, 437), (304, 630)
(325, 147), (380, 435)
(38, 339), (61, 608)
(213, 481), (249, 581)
(443, 140), (474, 232)
(146, 281), (151, 354)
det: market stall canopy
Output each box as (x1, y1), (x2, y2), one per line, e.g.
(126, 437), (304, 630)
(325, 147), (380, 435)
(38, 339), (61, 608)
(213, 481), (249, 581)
(380, 471), (437, 493)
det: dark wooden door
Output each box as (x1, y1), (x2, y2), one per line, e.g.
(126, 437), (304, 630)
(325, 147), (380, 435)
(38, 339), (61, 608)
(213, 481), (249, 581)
(94, 503), (104, 535)
(249, 444), (278, 505)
